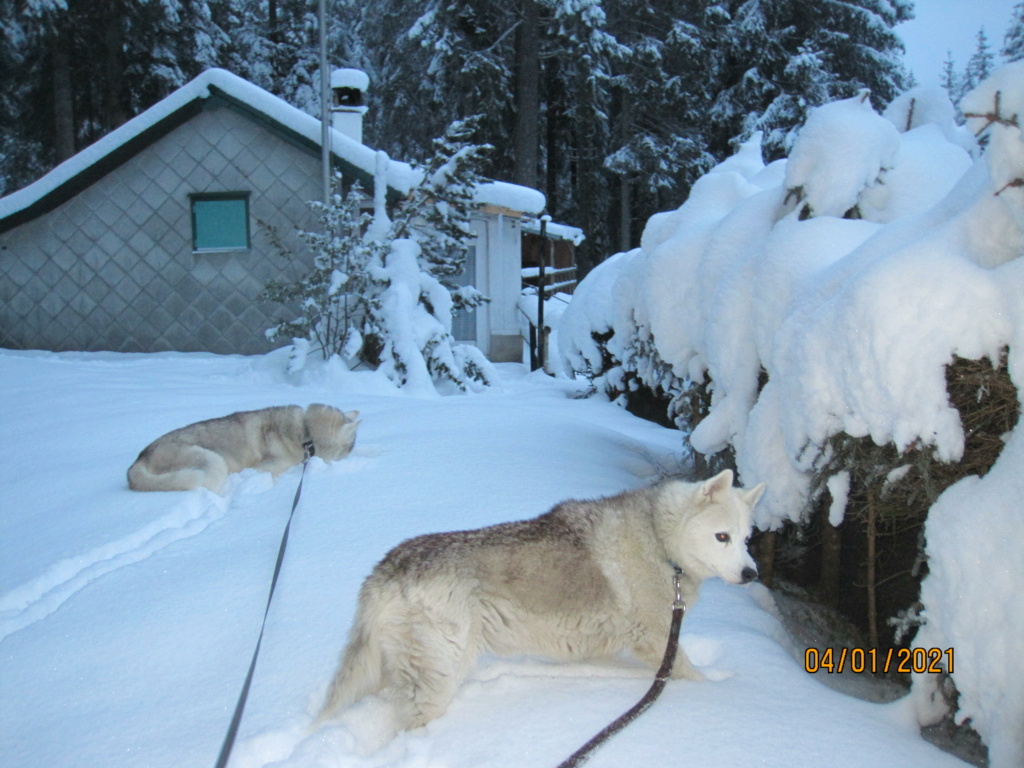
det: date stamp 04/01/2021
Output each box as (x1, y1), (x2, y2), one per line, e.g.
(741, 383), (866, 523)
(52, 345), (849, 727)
(805, 647), (954, 675)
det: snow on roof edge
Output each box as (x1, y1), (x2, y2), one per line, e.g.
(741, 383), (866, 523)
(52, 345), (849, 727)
(0, 68), (550, 223)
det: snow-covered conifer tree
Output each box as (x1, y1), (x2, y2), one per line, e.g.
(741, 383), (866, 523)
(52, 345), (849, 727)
(963, 27), (996, 95)
(388, 117), (491, 315)
(939, 50), (965, 107)
(708, 0), (912, 160)
(0, 0), (233, 192)
(261, 179), (383, 363)
(603, 1), (719, 249)
(1002, 2), (1024, 62)
(355, 0), (516, 173)
(262, 121), (497, 393)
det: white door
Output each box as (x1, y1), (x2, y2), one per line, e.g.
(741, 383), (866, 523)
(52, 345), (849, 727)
(450, 242), (478, 343)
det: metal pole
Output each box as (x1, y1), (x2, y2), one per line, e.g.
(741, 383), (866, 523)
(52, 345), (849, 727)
(319, 0), (331, 204)
(537, 214), (550, 372)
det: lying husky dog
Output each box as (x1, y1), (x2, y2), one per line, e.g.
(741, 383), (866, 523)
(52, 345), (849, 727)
(319, 470), (764, 739)
(127, 404), (360, 493)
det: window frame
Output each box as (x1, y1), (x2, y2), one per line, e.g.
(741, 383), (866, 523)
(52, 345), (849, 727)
(189, 191), (251, 253)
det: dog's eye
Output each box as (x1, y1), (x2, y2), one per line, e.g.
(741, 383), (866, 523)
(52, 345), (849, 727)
(715, 533), (731, 543)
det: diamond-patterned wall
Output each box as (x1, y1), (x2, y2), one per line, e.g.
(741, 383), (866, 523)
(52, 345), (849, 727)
(0, 102), (320, 354)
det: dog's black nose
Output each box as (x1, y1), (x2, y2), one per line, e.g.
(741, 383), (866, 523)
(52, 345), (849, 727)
(741, 567), (758, 584)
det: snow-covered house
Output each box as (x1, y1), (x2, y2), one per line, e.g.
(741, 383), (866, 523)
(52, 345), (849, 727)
(0, 68), (577, 361)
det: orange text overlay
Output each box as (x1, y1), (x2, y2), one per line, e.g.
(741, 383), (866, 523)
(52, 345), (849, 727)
(804, 647), (954, 675)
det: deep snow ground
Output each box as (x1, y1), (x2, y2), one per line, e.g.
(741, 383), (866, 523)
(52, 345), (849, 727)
(0, 349), (968, 767)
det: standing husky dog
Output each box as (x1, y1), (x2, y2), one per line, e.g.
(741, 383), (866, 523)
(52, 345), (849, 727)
(127, 404), (360, 493)
(319, 470), (764, 739)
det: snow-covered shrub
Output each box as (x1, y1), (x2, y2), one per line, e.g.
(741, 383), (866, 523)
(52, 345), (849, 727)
(783, 90), (900, 220)
(260, 183), (384, 360)
(909, 62), (1024, 768)
(262, 120), (496, 393)
(560, 64), (1024, 766)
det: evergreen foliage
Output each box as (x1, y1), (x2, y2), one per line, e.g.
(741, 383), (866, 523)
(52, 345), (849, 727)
(708, 0), (913, 160)
(260, 119), (495, 392)
(259, 181), (382, 361)
(963, 28), (996, 95)
(942, 22), (1019, 110)
(1006, 2), (1024, 61)
(387, 117), (491, 315)
(1, 0), (917, 265)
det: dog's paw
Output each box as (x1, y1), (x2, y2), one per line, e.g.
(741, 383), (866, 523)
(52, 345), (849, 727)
(337, 695), (402, 756)
(702, 667), (735, 682)
(671, 662), (706, 681)
(255, 723), (357, 768)
(681, 634), (722, 667)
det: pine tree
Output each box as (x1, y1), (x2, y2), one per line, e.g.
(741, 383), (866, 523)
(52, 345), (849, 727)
(0, 3), (44, 193)
(226, 0), (330, 114)
(708, 0), (912, 160)
(0, 0), (232, 192)
(940, 50), (963, 106)
(389, 117), (491, 313)
(262, 120), (496, 391)
(260, 179), (382, 361)
(1004, 3), (1024, 62)
(355, 0), (517, 172)
(603, 1), (718, 250)
(963, 27), (995, 94)
(544, 0), (622, 264)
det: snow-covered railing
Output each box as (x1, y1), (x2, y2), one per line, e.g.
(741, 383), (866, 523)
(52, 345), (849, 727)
(518, 288), (572, 373)
(521, 265), (577, 295)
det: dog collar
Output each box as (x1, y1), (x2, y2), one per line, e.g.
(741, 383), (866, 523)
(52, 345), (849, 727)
(303, 439), (316, 459)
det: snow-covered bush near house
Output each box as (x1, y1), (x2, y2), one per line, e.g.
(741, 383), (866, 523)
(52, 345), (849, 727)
(366, 237), (495, 395)
(559, 64), (1024, 767)
(262, 121), (495, 394)
(557, 248), (643, 391)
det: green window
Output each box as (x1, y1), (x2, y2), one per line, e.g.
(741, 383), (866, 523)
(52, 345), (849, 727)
(190, 193), (250, 251)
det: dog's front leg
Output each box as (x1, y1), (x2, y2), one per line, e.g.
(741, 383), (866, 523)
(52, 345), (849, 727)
(631, 616), (706, 681)
(668, 646), (705, 680)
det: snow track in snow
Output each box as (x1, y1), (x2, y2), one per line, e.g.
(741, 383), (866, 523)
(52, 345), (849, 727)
(0, 489), (228, 643)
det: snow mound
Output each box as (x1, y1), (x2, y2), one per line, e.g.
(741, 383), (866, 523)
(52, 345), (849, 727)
(783, 90), (901, 219)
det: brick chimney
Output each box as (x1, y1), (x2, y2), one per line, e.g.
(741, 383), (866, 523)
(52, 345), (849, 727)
(330, 68), (369, 144)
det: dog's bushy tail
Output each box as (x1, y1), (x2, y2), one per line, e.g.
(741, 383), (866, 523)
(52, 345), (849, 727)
(127, 458), (206, 492)
(126, 446), (227, 493)
(317, 586), (387, 723)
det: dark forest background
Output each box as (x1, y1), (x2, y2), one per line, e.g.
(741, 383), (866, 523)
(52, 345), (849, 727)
(2, 0), (1020, 269)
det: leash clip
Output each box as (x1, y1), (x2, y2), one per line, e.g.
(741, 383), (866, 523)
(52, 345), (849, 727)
(303, 439), (315, 461)
(672, 567), (685, 610)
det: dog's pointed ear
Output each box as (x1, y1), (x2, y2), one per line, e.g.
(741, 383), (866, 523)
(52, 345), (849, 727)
(743, 482), (766, 508)
(699, 469), (734, 503)
(344, 410), (360, 422)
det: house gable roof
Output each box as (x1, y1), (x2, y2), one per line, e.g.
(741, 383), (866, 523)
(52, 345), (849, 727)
(0, 68), (545, 234)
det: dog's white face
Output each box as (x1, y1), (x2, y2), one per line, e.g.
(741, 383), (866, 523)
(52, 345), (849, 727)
(668, 470), (764, 585)
(307, 405), (361, 461)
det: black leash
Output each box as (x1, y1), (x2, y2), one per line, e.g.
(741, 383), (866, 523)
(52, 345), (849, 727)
(213, 440), (315, 768)
(555, 567), (686, 768)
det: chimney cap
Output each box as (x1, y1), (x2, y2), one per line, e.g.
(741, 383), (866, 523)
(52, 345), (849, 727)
(331, 68), (370, 92)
